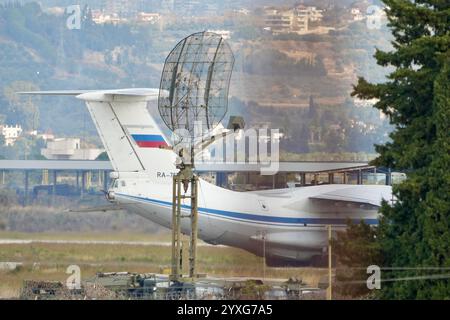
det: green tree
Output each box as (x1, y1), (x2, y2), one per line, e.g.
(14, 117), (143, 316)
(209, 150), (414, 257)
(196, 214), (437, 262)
(333, 221), (383, 298)
(3, 81), (40, 131)
(352, 0), (450, 299)
(95, 151), (109, 161)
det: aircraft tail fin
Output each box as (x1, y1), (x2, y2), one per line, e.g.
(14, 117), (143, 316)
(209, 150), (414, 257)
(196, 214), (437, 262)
(21, 89), (176, 177)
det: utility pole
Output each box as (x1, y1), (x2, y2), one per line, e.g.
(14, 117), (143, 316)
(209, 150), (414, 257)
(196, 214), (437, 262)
(327, 224), (332, 300)
(262, 231), (266, 281)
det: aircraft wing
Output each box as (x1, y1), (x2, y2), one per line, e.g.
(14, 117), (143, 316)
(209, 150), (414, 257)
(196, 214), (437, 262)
(66, 205), (123, 213)
(309, 185), (392, 207)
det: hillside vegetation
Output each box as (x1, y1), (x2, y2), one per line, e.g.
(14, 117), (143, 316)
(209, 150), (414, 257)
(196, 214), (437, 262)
(0, 2), (392, 157)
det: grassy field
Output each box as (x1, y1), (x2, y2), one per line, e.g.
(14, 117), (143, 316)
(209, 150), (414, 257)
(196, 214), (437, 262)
(0, 231), (172, 242)
(0, 232), (327, 298)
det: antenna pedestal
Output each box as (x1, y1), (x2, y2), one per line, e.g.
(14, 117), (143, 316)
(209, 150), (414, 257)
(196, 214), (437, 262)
(160, 31), (234, 284)
(170, 165), (199, 282)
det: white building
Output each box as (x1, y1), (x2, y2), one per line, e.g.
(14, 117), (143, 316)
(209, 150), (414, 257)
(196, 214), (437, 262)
(354, 97), (379, 108)
(296, 5), (323, 22)
(264, 5), (325, 35)
(41, 138), (104, 160)
(305, 6), (324, 22)
(37, 132), (56, 141)
(236, 8), (250, 16)
(0, 124), (23, 146)
(92, 11), (126, 24)
(264, 7), (309, 34)
(351, 8), (365, 21)
(27, 130), (55, 141)
(136, 12), (161, 24)
(207, 29), (232, 40)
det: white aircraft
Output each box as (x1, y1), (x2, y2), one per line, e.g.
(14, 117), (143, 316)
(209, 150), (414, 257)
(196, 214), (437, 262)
(24, 88), (392, 266)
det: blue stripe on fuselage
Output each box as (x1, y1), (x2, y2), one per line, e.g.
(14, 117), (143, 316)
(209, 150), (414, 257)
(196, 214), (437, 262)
(131, 134), (165, 142)
(115, 193), (379, 226)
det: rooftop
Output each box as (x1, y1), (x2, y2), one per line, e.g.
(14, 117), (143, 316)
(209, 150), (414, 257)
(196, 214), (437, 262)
(0, 160), (373, 173)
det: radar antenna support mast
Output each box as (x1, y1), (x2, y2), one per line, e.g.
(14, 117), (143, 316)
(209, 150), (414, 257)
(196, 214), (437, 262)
(158, 31), (234, 282)
(171, 159), (199, 280)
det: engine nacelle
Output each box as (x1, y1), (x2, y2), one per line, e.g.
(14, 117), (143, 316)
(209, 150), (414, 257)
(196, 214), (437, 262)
(106, 191), (116, 201)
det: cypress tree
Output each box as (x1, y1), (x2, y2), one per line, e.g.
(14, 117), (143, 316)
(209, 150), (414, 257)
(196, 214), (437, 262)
(352, 0), (450, 299)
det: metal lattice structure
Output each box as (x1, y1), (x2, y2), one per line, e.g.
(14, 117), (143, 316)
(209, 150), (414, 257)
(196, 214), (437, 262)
(158, 31), (234, 138)
(157, 32), (234, 283)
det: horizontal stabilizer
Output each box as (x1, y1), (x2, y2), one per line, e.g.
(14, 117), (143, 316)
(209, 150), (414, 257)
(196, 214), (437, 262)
(18, 88), (165, 100)
(18, 90), (94, 96)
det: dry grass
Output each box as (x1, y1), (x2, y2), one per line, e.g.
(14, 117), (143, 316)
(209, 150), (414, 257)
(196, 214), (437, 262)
(0, 232), (326, 299)
(0, 231), (171, 242)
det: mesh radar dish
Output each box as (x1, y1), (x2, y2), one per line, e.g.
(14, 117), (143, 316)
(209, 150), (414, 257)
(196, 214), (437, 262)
(158, 31), (235, 139)
(157, 32), (234, 282)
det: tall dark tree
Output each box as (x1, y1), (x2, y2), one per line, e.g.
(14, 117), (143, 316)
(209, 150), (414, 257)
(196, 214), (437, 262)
(308, 95), (317, 118)
(352, 0), (450, 298)
(333, 221), (383, 298)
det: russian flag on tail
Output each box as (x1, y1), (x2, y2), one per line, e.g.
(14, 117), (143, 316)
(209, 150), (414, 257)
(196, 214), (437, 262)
(131, 134), (168, 148)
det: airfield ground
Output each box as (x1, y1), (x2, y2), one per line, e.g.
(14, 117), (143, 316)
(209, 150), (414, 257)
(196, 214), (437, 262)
(0, 231), (327, 299)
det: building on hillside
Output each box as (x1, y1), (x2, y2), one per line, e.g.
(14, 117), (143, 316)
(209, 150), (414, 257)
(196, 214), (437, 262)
(27, 130), (55, 141)
(37, 132), (56, 141)
(235, 8), (250, 16)
(136, 12), (161, 23)
(301, 6), (324, 22)
(264, 6), (311, 34)
(351, 8), (365, 21)
(0, 124), (23, 146)
(353, 98), (379, 108)
(92, 11), (127, 24)
(264, 8), (294, 34)
(207, 29), (231, 40)
(41, 138), (104, 160)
